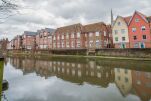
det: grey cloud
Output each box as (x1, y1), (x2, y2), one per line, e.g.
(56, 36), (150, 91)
(0, 0), (151, 40)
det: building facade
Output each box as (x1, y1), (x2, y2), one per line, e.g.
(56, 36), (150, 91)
(53, 23), (83, 49)
(129, 11), (151, 48)
(22, 31), (37, 50)
(13, 35), (22, 50)
(36, 28), (55, 50)
(83, 22), (112, 50)
(112, 16), (131, 48)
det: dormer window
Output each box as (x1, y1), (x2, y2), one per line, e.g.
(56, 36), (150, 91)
(141, 26), (146, 31)
(135, 18), (139, 22)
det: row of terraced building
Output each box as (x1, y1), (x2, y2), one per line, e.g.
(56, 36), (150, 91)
(7, 22), (113, 51)
(7, 11), (151, 52)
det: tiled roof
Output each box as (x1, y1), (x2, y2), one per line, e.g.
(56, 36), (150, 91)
(56, 23), (83, 34)
(24, 31), (37, 36)
(83, 22), (107, 32)
(44, 28), (55, 33)
(123, 16), (132, 25)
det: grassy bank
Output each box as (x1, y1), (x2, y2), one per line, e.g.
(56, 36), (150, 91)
(7, 52), (151, 61)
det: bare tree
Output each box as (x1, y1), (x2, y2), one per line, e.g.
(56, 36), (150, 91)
(0, 0), (19, 22)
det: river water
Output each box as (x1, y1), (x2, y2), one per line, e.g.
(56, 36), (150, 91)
(1, 57), (151, 101)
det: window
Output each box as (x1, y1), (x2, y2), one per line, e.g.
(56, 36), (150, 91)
(71, 41), (74, 48)
(132, 28), (136, 32)
(89, 33), (93, 37)
(134, 43), (139, 48)
(53, 36), (56, 40)
(96, 32), (99, 36)
(96, 40), (99, 47)
(135, 18), (140, 22)
(71, 33), (74, 38)
(117, 22), (121, 26)
(66, 42), (69, 48)
(66, 33), (69, 39)
(115, 37), (118, 41)
(143, 35), (147, 40)
(141, 26), (146, 31)
(114, 30), (118, 34)
(104, 40), (107, 46)
(122, 37), (126, 41)
(125, 69), (128, 74)
(118, 76), (121, 81)
(136, 80), (141, 85)
(121, 29), (126, 34)
(61, 43), (64, 48)
(62, 34), (64, 39)
(125, 77), (129, 83)
(133, 36), (137, 40)
(77, 32), (80, 38)
(104, 31), (106, 36)
(77, 41), (80, 48)
(57, 36), (60, 40)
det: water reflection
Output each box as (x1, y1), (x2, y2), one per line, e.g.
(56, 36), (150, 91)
(4, 57), (151, 101)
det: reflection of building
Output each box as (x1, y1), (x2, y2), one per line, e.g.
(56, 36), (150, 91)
(9, 57), (114, 88)
(132, 71), (151, 101)
(114, 68), (132, 96)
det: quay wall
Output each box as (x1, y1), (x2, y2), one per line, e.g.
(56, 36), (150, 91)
(7, 48), (151, 58)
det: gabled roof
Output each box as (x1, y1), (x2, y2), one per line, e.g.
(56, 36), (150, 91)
(123, 16), (132, 25)
(113, 16), (131, 27)
(128, 11), (149, 25)
(23, 31), (37, 36)
(56, 23), (83, 34)
(83, 22), (107, 32)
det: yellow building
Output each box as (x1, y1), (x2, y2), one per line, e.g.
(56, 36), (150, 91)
(112, 16), (131, 48)
(114, 68), (132, 96)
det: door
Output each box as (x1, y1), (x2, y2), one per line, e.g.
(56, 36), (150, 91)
(140, 43), (145, 48)
(122, 44), (126, 48)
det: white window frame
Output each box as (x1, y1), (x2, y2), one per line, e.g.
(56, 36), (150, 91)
(132, 28), (136, 32)
(141, 26), (146, 31)
(104, 31), (106, 36)
(96, 32), (99, 36)
(77, 32), (80, 38)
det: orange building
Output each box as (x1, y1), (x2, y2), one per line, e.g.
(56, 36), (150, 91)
(128, 11), (151, 48)
(132, 70), (151, 101)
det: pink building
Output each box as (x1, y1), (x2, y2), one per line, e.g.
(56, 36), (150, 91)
(22, 31), (37, 50)
(36, 28), (55, 49)
(13, 35), (22, 50)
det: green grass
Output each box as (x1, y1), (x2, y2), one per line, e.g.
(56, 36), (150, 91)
(0, 60), (4, 101)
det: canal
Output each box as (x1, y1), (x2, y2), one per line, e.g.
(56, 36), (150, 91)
(1, 56), (151, 101)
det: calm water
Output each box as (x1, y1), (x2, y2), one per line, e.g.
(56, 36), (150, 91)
(1, 57), (151, 101)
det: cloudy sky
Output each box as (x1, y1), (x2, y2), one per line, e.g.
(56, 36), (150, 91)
(0, 0), (151, 40)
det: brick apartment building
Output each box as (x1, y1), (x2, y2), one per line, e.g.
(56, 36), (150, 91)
(36, 28), (55, 50)
(13, 35), (22, 50)
(0, 38), (8, 51)
(53, 23), (83, 49)
(22, 31), (37, 50)
(83, 22), (112, 50)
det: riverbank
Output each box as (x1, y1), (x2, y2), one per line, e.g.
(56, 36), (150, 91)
(7, 52), (151, 61)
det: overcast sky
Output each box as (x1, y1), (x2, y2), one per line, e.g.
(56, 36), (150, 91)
(0, 0), (151, 40)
